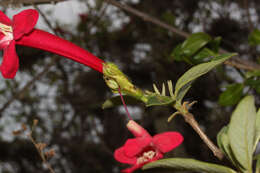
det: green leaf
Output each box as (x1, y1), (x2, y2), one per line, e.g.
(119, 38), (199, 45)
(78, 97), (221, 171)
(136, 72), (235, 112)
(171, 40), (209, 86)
(192, 47), (216, 64)
(228, 95), (256, 171)
(175, 81), (192, 102)
(145, 94), (175, 107)
(209, 36), (222, 53)
(174, 53), (236, 102)
(217, 126), (231, 159)
(217, 126), (245, 171)
(171, 44), (185, 62)
(161, 11), (175, 26)
(254, 109), (260, 151)
(102, 95), (141, 109)
(217, 126), (227, 150)
(218, 84), (244, 106)
(181, 32), (212, 57)
(143, 158), (237, 173)
(245, 79), (260, 94)
(245, 70), (260, 78)
(256, 155), (260, 173)
(248, 29), (260, 46)
(171, 33), (212, 63)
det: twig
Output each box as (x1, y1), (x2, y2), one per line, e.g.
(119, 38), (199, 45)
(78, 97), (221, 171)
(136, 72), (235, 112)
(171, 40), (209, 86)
(104, 0), (260, 71)
(175, 102), (224, 160)
(183, 112), (224, 160)
(33, 5), (54, 31)
(87, 1), (109, 29)
(13, 121), (56, 173)
(28, 133), (56, 173)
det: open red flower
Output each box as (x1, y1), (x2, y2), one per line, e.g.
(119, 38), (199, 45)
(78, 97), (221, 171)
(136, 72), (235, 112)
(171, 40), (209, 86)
(114, 120), (183, 173)
(0, 9), (104, 79)
(0, 9), (38, 78)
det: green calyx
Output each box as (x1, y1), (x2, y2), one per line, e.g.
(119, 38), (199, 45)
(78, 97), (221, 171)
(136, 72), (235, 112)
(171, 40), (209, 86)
(103, 62), (147, 102)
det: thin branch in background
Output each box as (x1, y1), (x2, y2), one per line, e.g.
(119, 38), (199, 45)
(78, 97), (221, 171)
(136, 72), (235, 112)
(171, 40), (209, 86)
(33, 5), (54, 32)
(13, 120), (56, 173)
(87, 2), (109, 29)
(243, 0), (254, 32)
(104, 0), (260, 71)
(0, 0), (66, 7)
(0, 56), (59, 117)
(105, 0), (189, 38)
(28, 136), (56, 173)
(28, 134), (56, 173)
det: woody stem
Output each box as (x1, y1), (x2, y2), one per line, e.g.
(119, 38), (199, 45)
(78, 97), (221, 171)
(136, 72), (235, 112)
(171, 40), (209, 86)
(183, 112), (224, 160)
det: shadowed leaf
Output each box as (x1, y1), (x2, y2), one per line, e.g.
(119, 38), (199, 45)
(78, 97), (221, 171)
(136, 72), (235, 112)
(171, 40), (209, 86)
(218, 84), (244, 106)
(143, 158), (237, 173)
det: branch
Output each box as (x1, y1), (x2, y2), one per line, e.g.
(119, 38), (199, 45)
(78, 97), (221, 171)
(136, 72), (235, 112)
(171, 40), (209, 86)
(184, 112), (223, 160)
(0, 0), (66, 7)
(105, 0), (260, 71)
(175, 102), (224, 160)
(0, 56), (60, 117)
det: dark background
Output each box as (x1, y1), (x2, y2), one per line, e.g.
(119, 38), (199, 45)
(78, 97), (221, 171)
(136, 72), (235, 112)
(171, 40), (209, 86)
(0, 0), (259, 172)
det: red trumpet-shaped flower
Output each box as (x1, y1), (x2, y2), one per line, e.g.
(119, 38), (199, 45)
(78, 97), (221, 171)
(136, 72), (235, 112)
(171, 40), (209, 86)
(0, 9), (104, 79)
(114, 120), (183, 173)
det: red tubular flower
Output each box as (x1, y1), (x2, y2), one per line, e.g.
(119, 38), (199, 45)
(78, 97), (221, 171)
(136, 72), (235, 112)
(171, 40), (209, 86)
(0, 9), (104, 79)
(114, 120), (183, 173)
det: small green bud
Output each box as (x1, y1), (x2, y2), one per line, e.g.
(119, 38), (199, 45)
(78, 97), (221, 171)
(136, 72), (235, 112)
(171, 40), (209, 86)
(103, 62), (146, 102)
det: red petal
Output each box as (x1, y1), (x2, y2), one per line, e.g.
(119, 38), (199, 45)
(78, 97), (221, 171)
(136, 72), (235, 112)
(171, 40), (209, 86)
(13, 9), (39, 40)
(114, 146), (136, 164)
(152, 132), (183, 153)
(0, 41), (19, 78)
(0, 10), (12, 25)
(124, 137), (152, 157)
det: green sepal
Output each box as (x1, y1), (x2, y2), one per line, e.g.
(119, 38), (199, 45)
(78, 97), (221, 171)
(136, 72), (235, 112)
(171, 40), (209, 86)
(103, 62), (147, 102)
